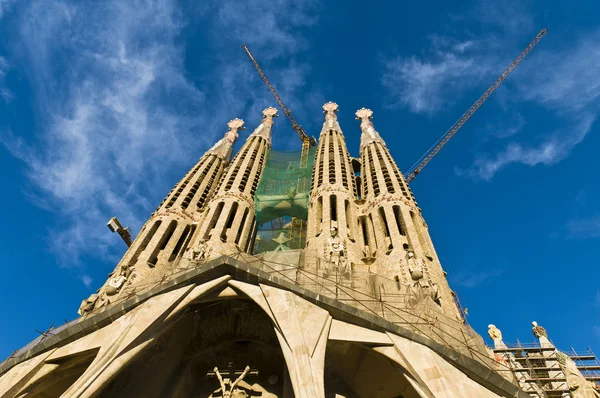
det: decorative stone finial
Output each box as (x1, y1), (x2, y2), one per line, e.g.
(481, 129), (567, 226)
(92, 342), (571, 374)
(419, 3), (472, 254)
(224, 118), (245, 144)
(262, 107), (278, 121)
(356, 108), (384, 148)
(227, 118), (245, 131)
(487, 324), (506, 349)
(355, 107), (373, 121)
(248, 107), (277, 144)
(323, 102), (339, 121)
(532, 321), (552, 348)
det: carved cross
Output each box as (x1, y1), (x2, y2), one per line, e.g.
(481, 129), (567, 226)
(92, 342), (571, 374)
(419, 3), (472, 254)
(322, 102), (339, 121)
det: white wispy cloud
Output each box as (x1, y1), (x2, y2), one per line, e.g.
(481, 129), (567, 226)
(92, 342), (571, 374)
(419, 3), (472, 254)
(461, 32), (600, 180)
(0, 0), (16, 19)
(381, 0), (600, 181)
(381, 39), (495, 115)
(79, 274), (92, 288)
(451, 269), (503, 288)
(566, 216), (600, 240)
(1, 0), (319, 276)
(0, 55), (12, 102)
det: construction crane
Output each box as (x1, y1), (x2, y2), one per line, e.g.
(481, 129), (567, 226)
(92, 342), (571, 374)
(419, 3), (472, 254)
(405, 29), (547, 183)
(242, 44), (316, 169)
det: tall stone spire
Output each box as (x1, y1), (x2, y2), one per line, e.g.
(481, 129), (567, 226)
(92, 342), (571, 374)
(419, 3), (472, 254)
(355, 107), (458, 317)
(355, 108), (416, 204)
(307, 102), (357, 241)
(356, 108), (385, 148)
(206, 118), (245, 161)
(192, 107), (277, 255)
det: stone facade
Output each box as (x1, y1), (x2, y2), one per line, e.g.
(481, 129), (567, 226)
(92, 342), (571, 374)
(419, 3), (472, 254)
(0, 104), (532, 397)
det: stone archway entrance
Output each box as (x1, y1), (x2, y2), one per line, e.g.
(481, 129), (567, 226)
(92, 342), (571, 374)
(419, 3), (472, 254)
(324, 341), (424, 398)
(100, 298), (289, 397)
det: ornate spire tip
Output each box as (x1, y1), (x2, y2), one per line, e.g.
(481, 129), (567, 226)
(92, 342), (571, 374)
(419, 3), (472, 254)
(227, 118), (245, 130)
(262, 107), (278, 119)
(322, 102), (339, 114)
(355, 108), (373, 120)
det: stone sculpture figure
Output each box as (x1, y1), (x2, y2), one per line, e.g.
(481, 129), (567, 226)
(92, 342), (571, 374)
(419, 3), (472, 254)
(488, 324), (507, 349)
(105, 274), (127, 296)
(324, 226), (347, 269)
(188, 240), (210, 261)
(213, 365), (251, 398)
(407, 251), (423, 281)
(407, 250), (440, 303)
(556, 352), (600, 398)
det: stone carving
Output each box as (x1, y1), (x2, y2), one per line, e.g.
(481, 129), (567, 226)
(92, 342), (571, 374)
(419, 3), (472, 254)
(247, 107), (278, 144)
(531, 321), (547, 338)
(208, 118), (245, 160)
(324, 225), (347, 270)
(556, 352), (600, 397)
(488, 324), (507, 349)
(78, 293), (99, 316)
(211, 364), (255, 398)
(226, 118), (245, 142)
(188, 240), (210, 261)
(323, 102), (339, 128)
(355, 107), (384, 147)
(407, 251), (440, 303)
(105, 275), (127, 296)
(407, 251), (423, 281)
(106, 263), (133, 296)
(262, 107), (278, 125)
(532, 321), (552, 348)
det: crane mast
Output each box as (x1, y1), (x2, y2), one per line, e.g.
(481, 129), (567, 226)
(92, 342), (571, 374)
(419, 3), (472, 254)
(242, 45), (316, 169)
(405, 29), (547, 183)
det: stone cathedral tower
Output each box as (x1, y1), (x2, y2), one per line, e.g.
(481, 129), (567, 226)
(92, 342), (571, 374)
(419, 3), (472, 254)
(0, 104), (531, 398)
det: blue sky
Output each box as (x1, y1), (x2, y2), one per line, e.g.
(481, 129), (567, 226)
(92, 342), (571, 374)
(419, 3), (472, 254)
(0, 0), (599, 360)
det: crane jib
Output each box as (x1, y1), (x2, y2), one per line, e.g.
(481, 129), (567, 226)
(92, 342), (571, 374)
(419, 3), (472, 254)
(242, 44), (316, 148)
(405, 29), (547, 183)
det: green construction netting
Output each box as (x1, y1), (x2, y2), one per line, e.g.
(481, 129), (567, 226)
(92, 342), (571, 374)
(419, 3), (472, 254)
(253, 148), (315, 254)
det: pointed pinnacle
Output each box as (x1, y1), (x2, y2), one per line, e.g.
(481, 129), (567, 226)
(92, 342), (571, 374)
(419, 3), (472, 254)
(227, 118), (245, 131)
(355, 108), (373, 121)
(262, 107), (278, 120)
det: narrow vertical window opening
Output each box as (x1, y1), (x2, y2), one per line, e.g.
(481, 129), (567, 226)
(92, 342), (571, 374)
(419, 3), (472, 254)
(129, 220), (162, 265)
(169, 224), (191, 261)
(204, 202), (224, 239)
(330, 195), (337, 222)
(235, 208), (249, 245)
(393, 205), (406, 236)
(148, 220), (177, 266)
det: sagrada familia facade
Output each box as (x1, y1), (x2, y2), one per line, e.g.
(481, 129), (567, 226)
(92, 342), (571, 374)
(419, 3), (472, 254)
(0, 103), (598, 397)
